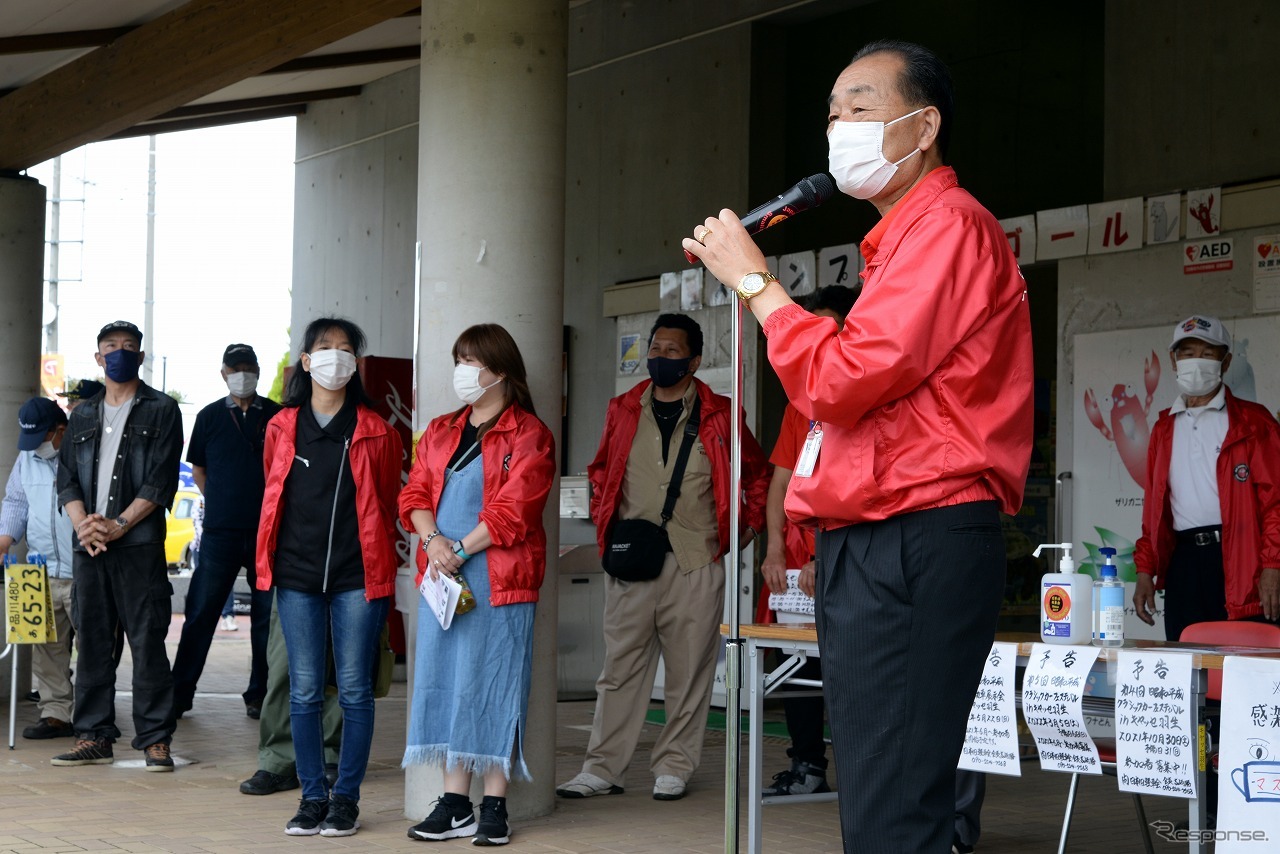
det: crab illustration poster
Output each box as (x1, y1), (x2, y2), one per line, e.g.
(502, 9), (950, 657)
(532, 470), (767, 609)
(1215, 656), (1280, 852)
(1071, 316), (1280, 640)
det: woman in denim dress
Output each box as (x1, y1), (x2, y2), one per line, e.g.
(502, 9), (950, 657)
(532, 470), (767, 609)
(400, 324), (556, 846)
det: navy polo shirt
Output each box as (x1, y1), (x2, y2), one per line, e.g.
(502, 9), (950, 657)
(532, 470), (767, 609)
(186, 394), (283, 531)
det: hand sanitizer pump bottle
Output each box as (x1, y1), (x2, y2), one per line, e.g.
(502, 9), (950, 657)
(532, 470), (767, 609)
(1035, 542), (1093, 645)
(1092, 547), (1125, 647)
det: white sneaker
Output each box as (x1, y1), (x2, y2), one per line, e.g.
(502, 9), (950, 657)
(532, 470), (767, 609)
(555, 772), (623, 798)
(653, 775), (686, 801)
(220, 615), (239, 631)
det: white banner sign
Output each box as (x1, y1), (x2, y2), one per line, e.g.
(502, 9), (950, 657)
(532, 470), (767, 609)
(1216, 656), (1280, 852)
(960, 642), (1021, 776)
(1186, 186), (1222, 238)
(1115, 650), (1196, 798)
(1147, 192), (1181, 244)
(998, 214), (1037, 265)
(817, 242), (861, 289)
(1025, 643), (1102, 775)
(1088, 197), (1143, 254)
(1036, 205), (1089, 260)
(778, 250), (816, 298)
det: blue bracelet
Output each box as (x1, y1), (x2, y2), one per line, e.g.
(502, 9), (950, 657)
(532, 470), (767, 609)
(452, 541), (469, 560)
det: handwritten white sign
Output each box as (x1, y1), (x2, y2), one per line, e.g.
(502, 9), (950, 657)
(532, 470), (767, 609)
(1216, 656), (1280, 852)
(1115, 650), (1196, 798)
(960, 642), (1021, 776)
(1024, 643), (1102, 775)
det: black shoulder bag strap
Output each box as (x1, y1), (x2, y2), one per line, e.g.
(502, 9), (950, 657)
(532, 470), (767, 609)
(659, 396), (702, 530)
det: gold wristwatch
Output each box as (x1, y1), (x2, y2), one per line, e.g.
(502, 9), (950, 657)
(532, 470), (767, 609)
(737, 271), (779, 303)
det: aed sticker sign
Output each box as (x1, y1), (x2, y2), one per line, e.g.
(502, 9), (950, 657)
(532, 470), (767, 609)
(1183, 237), (1234, 274)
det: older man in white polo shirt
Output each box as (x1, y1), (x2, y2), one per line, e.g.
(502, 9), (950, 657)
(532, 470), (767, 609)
(1134, 313), (1280, 641)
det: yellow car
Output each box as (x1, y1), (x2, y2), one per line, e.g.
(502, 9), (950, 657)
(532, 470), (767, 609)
(165, 488), (201, 568)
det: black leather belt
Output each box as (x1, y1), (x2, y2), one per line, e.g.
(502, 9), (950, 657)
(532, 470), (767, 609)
(1176, 526), (1222, 546)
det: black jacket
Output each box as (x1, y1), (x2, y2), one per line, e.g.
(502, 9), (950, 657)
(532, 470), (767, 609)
(57, 382), (184, 550)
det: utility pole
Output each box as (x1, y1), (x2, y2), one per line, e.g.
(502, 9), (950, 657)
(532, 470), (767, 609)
(46, 155), (61, 354)
(143, 134), (156, 384)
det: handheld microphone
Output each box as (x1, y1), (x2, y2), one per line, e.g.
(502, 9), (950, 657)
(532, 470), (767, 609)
(684, 172), (836, 263)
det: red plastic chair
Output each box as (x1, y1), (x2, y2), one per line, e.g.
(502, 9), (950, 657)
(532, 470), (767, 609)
(1179, 619), (1280, 701)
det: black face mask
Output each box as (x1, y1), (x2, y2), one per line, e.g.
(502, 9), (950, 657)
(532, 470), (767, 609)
(647, 356), (693, 388)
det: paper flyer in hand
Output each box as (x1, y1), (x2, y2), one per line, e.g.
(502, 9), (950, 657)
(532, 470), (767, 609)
(419, 570), (462, 630)
(768, 568), (815, 617)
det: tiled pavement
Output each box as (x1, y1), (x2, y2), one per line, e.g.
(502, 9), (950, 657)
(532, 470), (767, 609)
(1, 618), (1198, 853)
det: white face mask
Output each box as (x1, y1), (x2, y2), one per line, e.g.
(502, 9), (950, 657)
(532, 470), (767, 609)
(34, 441), (58, 460)
(828, 108), (925, 199)
(1176, 357), (1223, 398)
(226, 371), (258, 398)
(453, 364), (502, 405)
(307, 349), (358, 391)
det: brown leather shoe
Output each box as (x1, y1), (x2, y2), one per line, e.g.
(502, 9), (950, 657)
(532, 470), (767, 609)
(23, 717), (73, 739)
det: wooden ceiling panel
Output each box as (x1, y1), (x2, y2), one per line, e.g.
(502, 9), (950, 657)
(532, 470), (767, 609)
(0, 0), (421, 170)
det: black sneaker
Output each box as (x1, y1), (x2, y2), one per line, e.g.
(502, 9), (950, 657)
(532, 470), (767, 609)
(23, 717), (73, 739)
(319, 794), (360, 837)
(285, 798), (329, 836)
(409, 794), (476, 840)
(472, 796), (510, 846)
(245, 702), (262, 720)
(144, 742), (174, 772)
(51, 737), (113, 766)
(240, 769), (300, 795)
(761, 759), (830, 796)
(952, 834), (976, 854)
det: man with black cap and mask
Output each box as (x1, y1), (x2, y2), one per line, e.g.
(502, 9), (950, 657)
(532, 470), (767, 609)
(172, 344), (282, 721)
(52, 320), (183, 771)
(0, 397), (74, 739)
(557, 313), (769, 802)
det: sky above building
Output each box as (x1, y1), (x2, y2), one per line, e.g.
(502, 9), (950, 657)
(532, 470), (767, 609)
(26, 117), (296, 432)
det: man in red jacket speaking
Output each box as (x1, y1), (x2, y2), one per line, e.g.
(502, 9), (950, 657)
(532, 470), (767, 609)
(684, 40), (1033, 853)
(1134, 314), (1280, 639)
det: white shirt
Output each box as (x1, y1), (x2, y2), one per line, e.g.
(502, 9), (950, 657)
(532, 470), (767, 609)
(1167, 385), (1229, 531)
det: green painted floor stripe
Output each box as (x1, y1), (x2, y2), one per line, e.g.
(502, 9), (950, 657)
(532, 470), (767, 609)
(644, 709), (828, 741)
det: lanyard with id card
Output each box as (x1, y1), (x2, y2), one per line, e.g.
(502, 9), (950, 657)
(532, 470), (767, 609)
(794, 422), (822, 478)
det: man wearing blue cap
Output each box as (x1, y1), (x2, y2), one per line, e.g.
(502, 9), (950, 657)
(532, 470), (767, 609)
(0, 397), (75, 739)
(52, 320), (183, 771)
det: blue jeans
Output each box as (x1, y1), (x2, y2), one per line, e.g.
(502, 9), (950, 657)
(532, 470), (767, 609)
(275, 586), (389, 802)
(171, 528), (272, 707)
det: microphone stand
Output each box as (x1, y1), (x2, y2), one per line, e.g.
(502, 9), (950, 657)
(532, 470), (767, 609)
(723, 293), (744, 853)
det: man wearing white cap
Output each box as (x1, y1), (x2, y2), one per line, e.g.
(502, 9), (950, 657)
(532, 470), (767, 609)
(1134, 314), (1280, 643)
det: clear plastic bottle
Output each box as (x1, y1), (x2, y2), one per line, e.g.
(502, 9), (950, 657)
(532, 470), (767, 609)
(1092, 546), (1125, 647)
(1034, 542), (1093, 645)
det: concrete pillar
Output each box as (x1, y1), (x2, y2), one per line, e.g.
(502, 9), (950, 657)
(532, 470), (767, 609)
(0, 171), (47, 702)
(406, 0), (566, 821)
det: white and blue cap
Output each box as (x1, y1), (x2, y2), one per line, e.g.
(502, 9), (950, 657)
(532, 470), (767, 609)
(1170, 314), (1231, 352)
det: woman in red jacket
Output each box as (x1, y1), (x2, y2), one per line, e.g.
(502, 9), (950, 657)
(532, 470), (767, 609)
(255, 317), (403, 838)
(400, 324), (555, 847)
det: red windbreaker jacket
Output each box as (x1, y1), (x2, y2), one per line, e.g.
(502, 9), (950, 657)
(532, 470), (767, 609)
(762, 167), (1034, 527)
(587, 378), (770, 561)
(399, 404), (556, 606)
(1134, 387), (1280, 620)
(256, 405), (404, 601)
